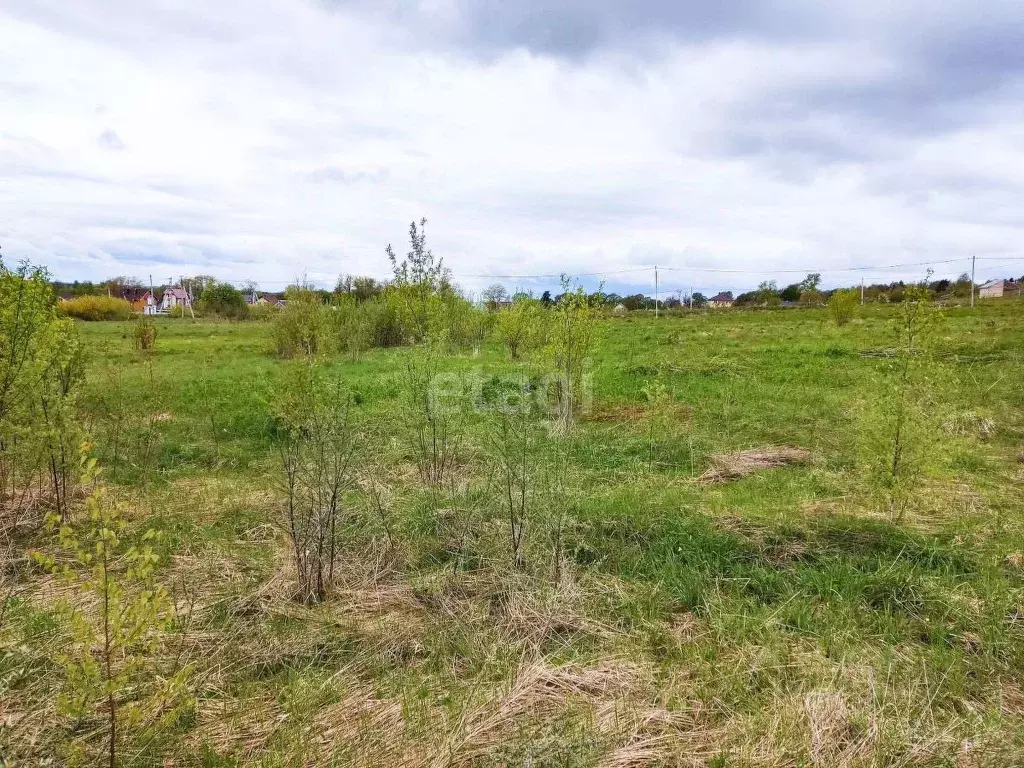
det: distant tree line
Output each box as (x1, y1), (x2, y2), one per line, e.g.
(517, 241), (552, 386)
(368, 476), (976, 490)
(730, 272), (988, 307)
(44, 258), (1024, 317)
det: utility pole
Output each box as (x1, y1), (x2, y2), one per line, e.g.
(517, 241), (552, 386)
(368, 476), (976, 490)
(689, 287), (693, 310)
(148, 273), (154, 315)
(180, 275), (195, 320)
(654, 265), (659, 319)
(970, 255), (976, 308)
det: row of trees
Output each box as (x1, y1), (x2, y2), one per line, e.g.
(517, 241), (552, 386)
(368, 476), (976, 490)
(481, 284), (702, 310)
(730, 273), (985, 307)
(482, 272), (1022, 312)
(50, 263), (1019, 322)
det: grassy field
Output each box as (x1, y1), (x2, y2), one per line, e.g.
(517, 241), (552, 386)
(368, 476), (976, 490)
(6, 300), (1024, 766)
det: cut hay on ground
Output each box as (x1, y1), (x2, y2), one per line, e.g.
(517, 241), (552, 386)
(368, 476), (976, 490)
(698, 446), (814, 484)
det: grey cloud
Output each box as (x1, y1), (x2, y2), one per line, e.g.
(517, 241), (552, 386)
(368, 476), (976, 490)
(704, 71), (1024, 176)
(334, 0), (834, 57)
(707, 122), (880, 171)
(864, 168), (1023, 200)
(97, 129), (125, 150)
(456, 0), (840, 56)
(339, 1), (1024, 172)
(334, 1), (1016, 64)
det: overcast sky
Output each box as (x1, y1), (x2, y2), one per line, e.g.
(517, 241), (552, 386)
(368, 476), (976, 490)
(2, 0), (1024, 295)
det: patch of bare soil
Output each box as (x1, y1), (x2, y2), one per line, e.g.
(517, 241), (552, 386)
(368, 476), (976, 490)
(698, 446), (814, 484)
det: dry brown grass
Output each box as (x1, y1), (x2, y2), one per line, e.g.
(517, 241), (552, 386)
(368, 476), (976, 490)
(698, 446), (814, 484)
(173, 548), (721, 765)
(313, 685), (407, 761)
(20, 543), (1017, 768)
(186, 657), (717, 767)
(487, 571), (626, 651)
(1001, 682), (1024, 717)
(803, 691), (862, 766)
(420, 658), (700, 768)
(189, 695), (289, 760)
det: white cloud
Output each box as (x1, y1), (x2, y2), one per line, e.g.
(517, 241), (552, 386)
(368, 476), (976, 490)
(1, 0), (1023, 295)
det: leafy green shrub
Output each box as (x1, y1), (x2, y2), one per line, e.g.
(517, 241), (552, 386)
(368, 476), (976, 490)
(468, 304), (496, 354)
(333, 294), (374, 361)
(272, 364), (359, 603)
(400, 343), (466, 490)
(828, 289), (858, 326)
(387, 218), (451, 344)
(546, 277), (596, 432)
(59, 295), (133, 321)
(439, 291), (488, 350)
(362, 292), (405, 347)
(866, 285), (941, 521)
(754, 280), (781, 307)
(2, 260), (85, 523)
(272, 287), (333, 358)
(496, 297), (547, 359)
(799, 289), (826, 306)
(197, 282), (248, 319)
(133, 316), (157, 350)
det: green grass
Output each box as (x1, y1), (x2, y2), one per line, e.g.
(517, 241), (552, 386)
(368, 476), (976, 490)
(6, 300), (1024, 766)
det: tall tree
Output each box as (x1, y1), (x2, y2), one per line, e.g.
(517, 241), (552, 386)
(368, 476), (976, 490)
(799, 273), (822, 291)
(386, 218), (450, 290)
(482, 283), (509, 311)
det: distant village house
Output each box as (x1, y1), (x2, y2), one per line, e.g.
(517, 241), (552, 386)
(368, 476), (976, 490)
(979, 279), (1020, 299)
(111, 286), (159, 314)
(160, 287), (191, 312)
(138, 290), (158, 314)
(248, 292), (286, 308)
(709, 291), (734, 308)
